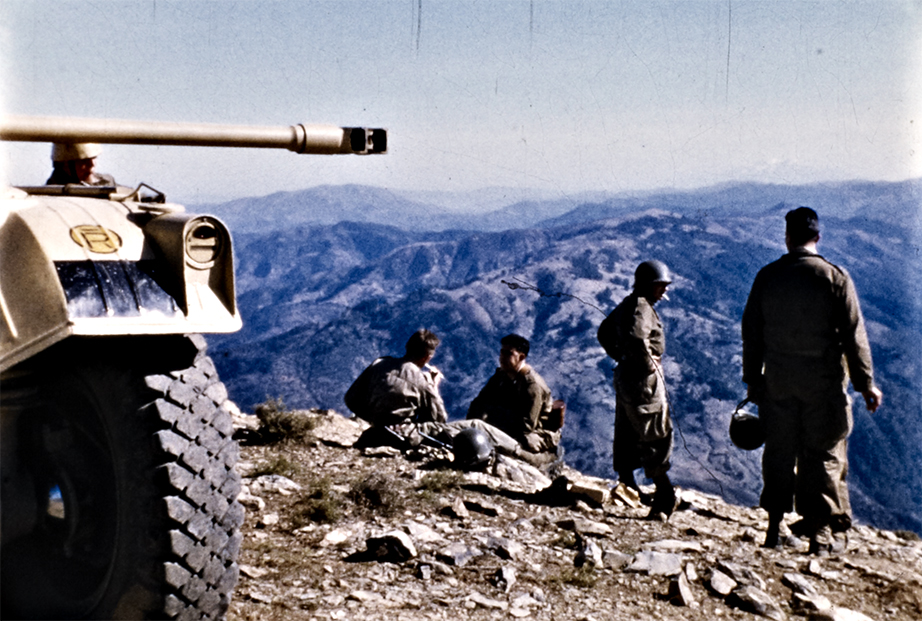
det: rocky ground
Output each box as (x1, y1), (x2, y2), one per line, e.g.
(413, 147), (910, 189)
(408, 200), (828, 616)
(226, 408), (922, 621)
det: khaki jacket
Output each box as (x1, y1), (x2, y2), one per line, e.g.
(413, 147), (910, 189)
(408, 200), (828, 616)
(467, 364), (554, 447)
(345, 356), (448, 426)
(742, 250), (875, 394)
(598, 291), (671, 441)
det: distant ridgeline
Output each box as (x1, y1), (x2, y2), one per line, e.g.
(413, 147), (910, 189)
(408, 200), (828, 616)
(210, 179), (922, 534)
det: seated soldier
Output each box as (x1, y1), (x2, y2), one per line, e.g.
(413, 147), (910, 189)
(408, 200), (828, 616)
(467, 334), (562, 456)
(345, 329), (548, 468)
(46, 143), (117, 186)
(345, 329), (447, 427)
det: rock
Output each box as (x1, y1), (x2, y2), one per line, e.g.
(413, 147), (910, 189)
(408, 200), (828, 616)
(239, 564), (270, 579)
(726, 585), (786, 620)
(309, 409), (364, 447)
(464, 498), (502, 516)
(811, 608), (876, 621)
(625, 551), (684, 576)
(566, 475), (611, 505)
(685, 562), (699, 582)
(347, 590), (383, 603)
(404, 520), (444, 544)
(468, 591), (508, 610)
(321, 526), (356, 547)
(362, 445), (402, 458)
(248, 474), (301, 495)
(575, 537), (603, 569)
(237, 487), (266, 511)
(791, 591), (833, 613)
(781, 572), (819, 596)
(611, 481), (644, 508)
(438, 542), (483, 567)
(490, 565), (517, 592)
(511, 593), (543, 609)
(416, 564), (432, 580)
(556, 517), (612, 537)
(488, 536), (524, 560)
(668, 571), (697, 607)
(364, 530), (417, 563)
(490, 455), (553, 493)
(717, 559), (767, 590)
(709, 568), (738, 596)
(644, 538), (704, 553)
(257, 512), (279, 528)
(442, 497), (470, 519)
(603, 549), (633, 571)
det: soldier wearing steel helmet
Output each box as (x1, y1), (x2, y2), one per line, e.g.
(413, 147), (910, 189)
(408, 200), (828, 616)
(742, 207), (882, 554)
(597, 260), (677, 520)
(46, 142), (116, 186)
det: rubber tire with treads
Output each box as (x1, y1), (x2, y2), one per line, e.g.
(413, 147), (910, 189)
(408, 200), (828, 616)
(0, 335), (243, 620)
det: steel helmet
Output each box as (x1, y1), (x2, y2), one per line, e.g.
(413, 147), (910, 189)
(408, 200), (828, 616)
(634, 260), (673, 288)
(452, 427), (494, 471)
(52, 142), (103, 162)
(729, 399), (765, 450)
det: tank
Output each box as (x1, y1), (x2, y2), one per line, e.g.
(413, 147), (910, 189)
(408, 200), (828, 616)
(0, 116), (386, 620)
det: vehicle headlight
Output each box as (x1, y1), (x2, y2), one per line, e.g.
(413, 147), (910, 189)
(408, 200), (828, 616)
(184, 218), (223, 268)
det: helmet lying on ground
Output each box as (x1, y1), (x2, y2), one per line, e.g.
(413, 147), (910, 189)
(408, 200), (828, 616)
(453, 427), (495, 471)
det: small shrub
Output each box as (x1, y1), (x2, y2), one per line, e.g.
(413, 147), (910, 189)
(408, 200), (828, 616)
(561, 566), (599, 588)
(548, 566), (599, 589)
(250, 454), (301, 478)
(550, 531), (578, 550)
(417, 470), (464, 494)
(254, 396), (316, 443)
(349, 473), (400, 517)
(290, 477), (342, 527)
(414, 470), (464, 508)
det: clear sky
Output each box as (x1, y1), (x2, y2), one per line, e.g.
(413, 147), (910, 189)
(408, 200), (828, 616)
(1, 1), (920, 205)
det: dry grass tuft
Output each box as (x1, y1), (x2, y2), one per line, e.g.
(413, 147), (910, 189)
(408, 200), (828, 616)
(254, 396), (317, 443)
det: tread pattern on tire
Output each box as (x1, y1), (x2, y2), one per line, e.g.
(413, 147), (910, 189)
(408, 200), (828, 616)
(149, 339), (243, 620)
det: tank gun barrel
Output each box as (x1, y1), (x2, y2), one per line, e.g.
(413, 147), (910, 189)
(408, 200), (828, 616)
(0, 115), (386, 155)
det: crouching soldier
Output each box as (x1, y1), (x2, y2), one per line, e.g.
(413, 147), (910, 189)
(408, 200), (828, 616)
(467, 334), (564, 467)
(344, 329), (536, 466)
(598, 261), (678, 520)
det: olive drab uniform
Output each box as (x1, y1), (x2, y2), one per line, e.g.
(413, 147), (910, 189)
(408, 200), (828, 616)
(345, 356), (523, 457)
(344, 356), (448, 427)
(467, 365), (558, 453)
(598, 290), (672, 478)
(742, 249), (875, 531)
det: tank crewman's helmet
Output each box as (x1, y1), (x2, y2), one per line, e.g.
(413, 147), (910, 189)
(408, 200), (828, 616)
(633, 260), (673, 289)
(52, 143), (103, 162)
(452, 427), (494, 471)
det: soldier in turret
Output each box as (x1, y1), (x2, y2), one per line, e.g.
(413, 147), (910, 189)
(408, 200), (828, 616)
(742, 207), (882, 554)
(46, 142), (116, 186)
(598, 260), (677, 520)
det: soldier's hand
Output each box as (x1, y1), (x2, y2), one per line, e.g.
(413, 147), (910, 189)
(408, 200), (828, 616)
(746, 379), (765, 405)
(862, 387), (882, 413)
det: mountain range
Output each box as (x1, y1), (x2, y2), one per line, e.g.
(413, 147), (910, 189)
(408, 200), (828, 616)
(205, 179), (922, 534)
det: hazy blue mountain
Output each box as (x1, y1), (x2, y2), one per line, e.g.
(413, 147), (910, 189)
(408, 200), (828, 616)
(210, 186), (921, 535)
(197, 179), (922, 233)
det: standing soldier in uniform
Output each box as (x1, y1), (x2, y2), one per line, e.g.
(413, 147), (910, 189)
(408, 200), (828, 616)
(742, 207), (882, 554)
(598, 260), (677, 520)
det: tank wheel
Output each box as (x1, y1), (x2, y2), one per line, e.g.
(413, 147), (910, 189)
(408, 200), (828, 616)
(0, 335), (243, 620)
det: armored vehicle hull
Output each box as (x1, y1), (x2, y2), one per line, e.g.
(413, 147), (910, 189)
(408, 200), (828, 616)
(0, 116), (386, 619)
